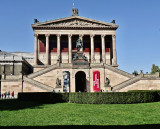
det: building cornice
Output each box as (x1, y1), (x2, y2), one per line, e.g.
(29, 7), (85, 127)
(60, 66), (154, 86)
(32, 16), (119, 30)
(32, 26), (118, 30)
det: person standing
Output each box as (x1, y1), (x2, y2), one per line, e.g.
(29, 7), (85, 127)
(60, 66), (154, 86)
(52, 89), (55, 93)
(1, 93), (4, 99)
(4, 92), (7, 99)
(11, 91), (14, 98)
(8, 91), (10, 99)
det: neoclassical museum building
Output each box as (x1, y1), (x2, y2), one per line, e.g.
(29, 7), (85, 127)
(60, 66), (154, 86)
(1, 8), (160, 96)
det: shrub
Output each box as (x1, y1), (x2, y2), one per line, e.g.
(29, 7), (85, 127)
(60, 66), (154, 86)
(18, 91), (160, 104)
(69, 92), (160, 104)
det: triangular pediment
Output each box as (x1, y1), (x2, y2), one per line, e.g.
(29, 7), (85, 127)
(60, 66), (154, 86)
(32, 16), (118, 28)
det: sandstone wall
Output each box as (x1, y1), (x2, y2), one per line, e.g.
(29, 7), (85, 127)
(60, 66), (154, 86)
(1, 80), (22, 97)
(120, 79), (160, 92)
(105, 69), (130, 87)
(23, 82), (48, 92)
(33, 68), (72, 91)
(34, 67), (45, 73)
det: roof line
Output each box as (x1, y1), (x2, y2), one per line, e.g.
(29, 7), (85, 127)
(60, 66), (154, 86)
(32, 16), (118, 27)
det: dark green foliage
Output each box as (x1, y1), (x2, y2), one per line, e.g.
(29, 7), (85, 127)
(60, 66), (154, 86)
(18, 91), (160, 104)
(132, 70), (139, 76)
(151, 64), (160, 76)
(69, 92), (160, 104)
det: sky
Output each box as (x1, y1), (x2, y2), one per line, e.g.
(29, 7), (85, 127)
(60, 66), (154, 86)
(0, 0), (160, 74)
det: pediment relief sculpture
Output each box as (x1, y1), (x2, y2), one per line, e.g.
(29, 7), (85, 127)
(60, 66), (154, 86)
(42, 19), (109, 27)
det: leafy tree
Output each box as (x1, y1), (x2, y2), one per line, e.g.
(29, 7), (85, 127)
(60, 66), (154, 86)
(132, 70), (138, 76)
(151, 64), (160, 74)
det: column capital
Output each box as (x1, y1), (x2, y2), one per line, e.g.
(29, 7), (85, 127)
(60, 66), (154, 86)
(68, 34), (72, 38)
(101, 34), (106, 38)
(90, 34), (95, 38)
(34, 34), (38, 37)
(79, 34), (84, 38)
(45, 34), (50, 37)
(56, 34), (61, 37)
(112, 34), (116, 39)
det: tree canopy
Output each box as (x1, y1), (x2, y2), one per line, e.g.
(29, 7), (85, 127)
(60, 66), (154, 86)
(151, 64), (160, 75)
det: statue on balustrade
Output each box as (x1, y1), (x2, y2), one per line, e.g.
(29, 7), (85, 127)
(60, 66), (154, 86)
(105, 77), (111, 87)
(56, 78), (61, 88)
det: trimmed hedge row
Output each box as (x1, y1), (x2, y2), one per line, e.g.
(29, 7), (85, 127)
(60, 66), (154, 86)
(69, 92), (160, 104)
(18, 91), (160, 104)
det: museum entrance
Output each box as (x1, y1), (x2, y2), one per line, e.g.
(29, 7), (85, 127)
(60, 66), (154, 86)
(75, 71), (86, 92)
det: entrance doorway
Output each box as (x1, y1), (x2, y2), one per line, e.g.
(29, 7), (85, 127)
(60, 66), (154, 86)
(75, 71), (86, 92)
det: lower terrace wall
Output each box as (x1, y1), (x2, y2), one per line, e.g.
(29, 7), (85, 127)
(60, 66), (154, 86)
(2, 67), (160, 96)
(23, 82), (48, 92)
(1, 80), (22, 98)
(120, 79), (160, 92)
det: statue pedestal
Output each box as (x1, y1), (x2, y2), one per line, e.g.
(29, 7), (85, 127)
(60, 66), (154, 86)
(105, 86), (112, 92)
(72, 52), (89, 68)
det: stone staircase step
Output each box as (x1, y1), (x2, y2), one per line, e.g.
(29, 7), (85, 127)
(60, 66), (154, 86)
(23, 76), (53, 91)
(112, 76), (141, 91)
(28, 64), (57, 79)
(105, 64), (134, 78)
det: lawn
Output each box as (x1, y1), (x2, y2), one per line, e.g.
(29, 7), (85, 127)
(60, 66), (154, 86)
(0, 99), (160, 126)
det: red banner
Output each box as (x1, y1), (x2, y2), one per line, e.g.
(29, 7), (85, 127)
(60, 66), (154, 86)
(93, 71), (100, 92)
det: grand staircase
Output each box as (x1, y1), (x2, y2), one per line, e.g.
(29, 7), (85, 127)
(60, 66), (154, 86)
(23, 63), (145, 92)
(27, 64), (57, 79)
(23, 64), (58, 91)
(23, 76), (53, 91)
(104, 64), (134, 78)
(112, 75), (141, 91)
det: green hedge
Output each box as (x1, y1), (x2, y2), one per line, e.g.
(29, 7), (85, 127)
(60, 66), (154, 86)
(18, 92), (69, 103)
(18, 91), (160, 104)
(69, 92), (160, 104)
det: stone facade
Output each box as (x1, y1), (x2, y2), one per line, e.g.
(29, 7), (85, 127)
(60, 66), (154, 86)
(1, 9), (160, 97)
(120, 79), (160, 92)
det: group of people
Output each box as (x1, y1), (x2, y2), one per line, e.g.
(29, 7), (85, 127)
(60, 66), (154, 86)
(0, 91), (14, 99)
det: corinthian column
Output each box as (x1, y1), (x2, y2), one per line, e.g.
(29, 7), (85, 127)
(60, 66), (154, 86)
(57, 34), (61, 60)
(45, 34), (50, 65)
(90, 34), (95, 63)
(112, 35), (117, 65)
(34, 34), (38, 65)
(101, 35), (106, 64)
(68, 34), (72, 63)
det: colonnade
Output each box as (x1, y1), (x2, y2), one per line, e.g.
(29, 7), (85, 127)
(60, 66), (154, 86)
(34, 34), (117, 66)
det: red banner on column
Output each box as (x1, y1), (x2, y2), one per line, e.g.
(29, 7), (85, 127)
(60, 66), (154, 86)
(93, 71), (100, 92)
